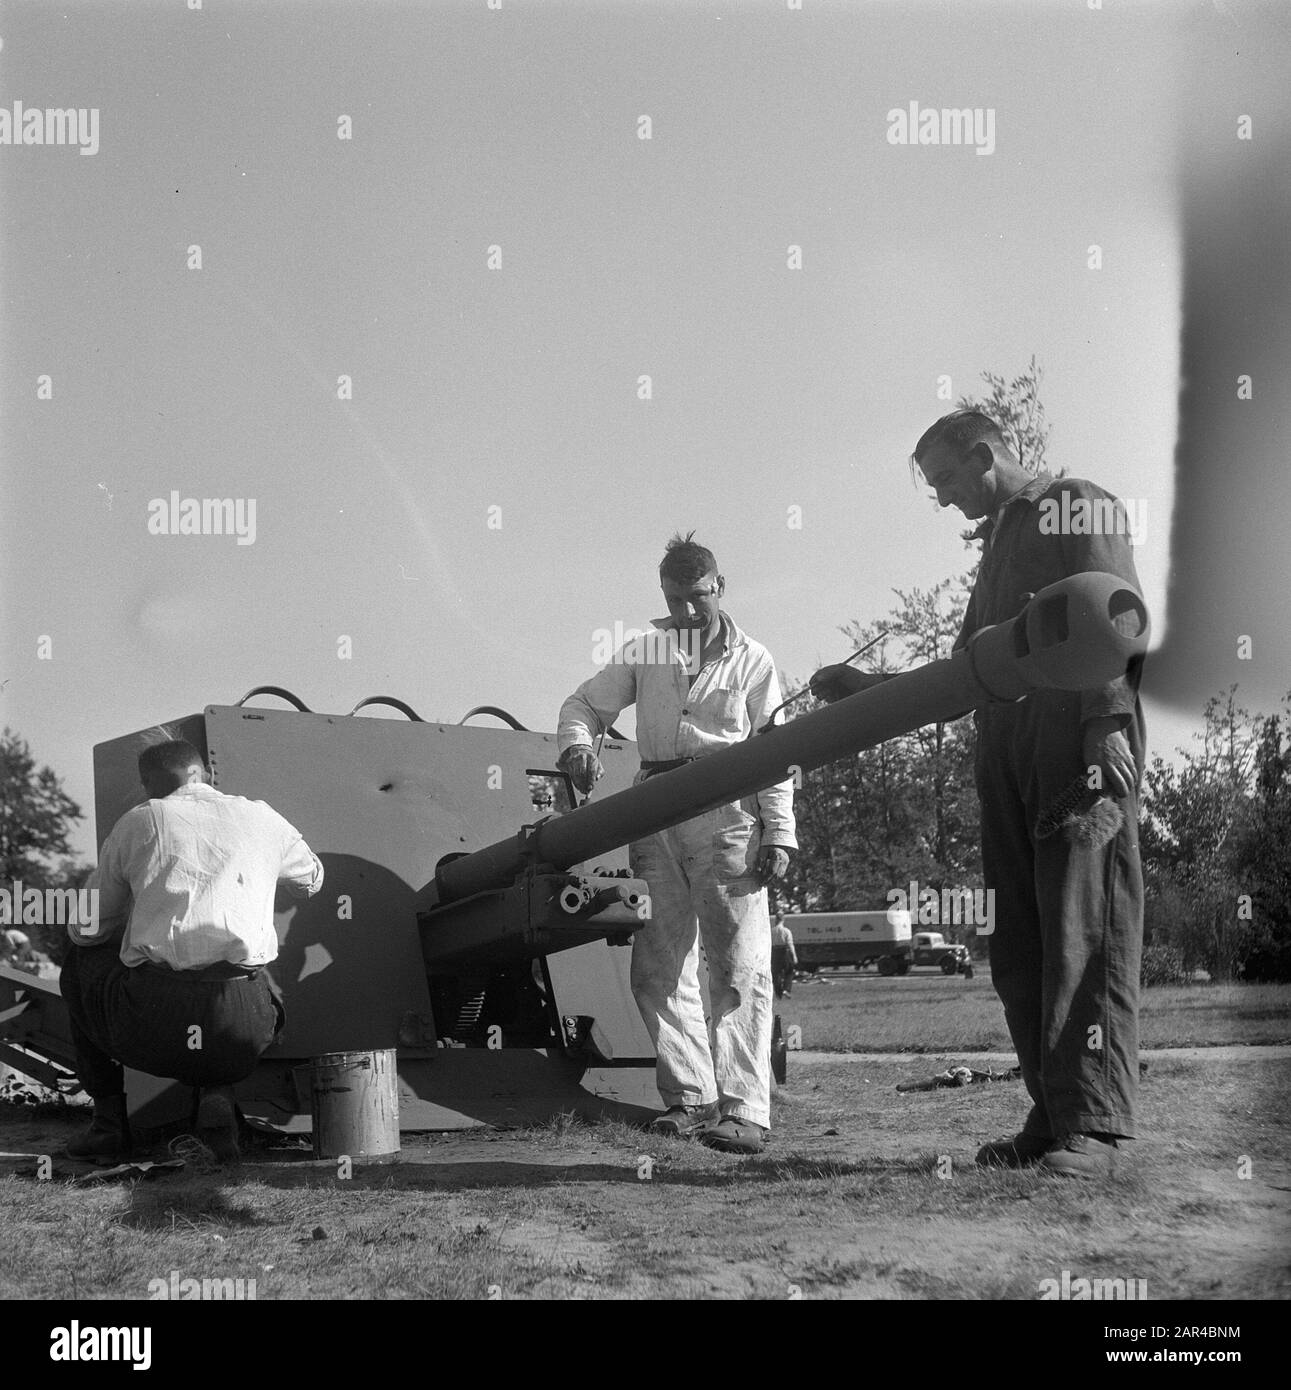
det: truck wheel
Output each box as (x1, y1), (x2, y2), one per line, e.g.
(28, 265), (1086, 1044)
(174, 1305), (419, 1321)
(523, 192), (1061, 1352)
(877, 956), (898, 977)
(896, 958), (911, 976)
(940, 957), (958, 976)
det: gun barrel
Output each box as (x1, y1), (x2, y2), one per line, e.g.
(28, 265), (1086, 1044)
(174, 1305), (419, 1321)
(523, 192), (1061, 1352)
(434, 571), (1147, 905)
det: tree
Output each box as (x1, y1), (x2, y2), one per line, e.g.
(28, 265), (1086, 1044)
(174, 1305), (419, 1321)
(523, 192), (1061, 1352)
(0, 729), (85, 884)
(957, 354), (1052, 475)
(778, 580), (981, 927)
(949, 358), (1054, 548)
(1232, 697), (1291, 979)
(1140, 689), (1257, 877)
(0, 730), (91, 967)
(838, 577), (980, 879)
(1139, 688), (1291, 980)
(780, 361), (1056, 929)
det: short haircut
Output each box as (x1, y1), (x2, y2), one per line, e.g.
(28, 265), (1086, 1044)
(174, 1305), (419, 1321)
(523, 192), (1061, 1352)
(910, 409), (1010, 482)
(659, 531), (718, 585)
(138, 739), (205, 782)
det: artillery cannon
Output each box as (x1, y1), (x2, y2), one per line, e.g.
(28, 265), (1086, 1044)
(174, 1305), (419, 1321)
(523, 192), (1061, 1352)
(0, 572), (1147, 1132)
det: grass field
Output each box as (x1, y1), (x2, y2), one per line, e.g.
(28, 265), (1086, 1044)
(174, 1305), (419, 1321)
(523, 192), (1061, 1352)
(1, 975), (1287, 1301)
(781, 972), (1291, 1053)
(2, 1050), (1287, 1301)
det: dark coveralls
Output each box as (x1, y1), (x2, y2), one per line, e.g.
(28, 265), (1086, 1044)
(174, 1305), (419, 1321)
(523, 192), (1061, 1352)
(956, 473), (1146, 1141)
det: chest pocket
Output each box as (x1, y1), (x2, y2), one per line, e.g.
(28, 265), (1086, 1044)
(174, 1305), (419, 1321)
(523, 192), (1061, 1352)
(994, 512), (1076, 619)
(691, 687), (745, 737)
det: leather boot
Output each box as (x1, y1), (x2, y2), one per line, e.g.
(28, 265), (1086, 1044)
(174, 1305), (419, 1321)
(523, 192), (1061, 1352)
(975, 1132), (1051, 1168)
(195, 1085), (241, 1163)
(1040, 1132), (1121, 1179)
(647, 1102), (721, 1139)
(66, 1094), (132, 1164)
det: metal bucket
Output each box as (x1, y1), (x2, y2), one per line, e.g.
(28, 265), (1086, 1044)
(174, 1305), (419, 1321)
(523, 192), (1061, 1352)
(310, 1049), (400, 1163)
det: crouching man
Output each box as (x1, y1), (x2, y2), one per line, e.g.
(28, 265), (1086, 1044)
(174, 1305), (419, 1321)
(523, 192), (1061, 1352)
(61, 739), (323, 1163)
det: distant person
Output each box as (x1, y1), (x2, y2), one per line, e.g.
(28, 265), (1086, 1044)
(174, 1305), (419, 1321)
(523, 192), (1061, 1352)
(813, 410), (1145, 1178)
(557, 533), (795, 1154)
(1, 928), (35, 969)
(62, 740), (323, 1163)
(770, 914), (797, 997)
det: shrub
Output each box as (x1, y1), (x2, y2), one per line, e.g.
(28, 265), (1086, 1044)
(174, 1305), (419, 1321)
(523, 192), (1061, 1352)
(1140, 942), (1191, 987)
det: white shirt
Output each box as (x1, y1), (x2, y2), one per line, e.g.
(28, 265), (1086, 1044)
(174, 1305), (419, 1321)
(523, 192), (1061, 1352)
(558, 611), (797, 848)
(76, 783), (323, 969)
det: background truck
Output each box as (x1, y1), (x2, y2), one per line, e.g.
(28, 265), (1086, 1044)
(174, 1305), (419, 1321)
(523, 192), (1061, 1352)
(785, 915), (974, 977)
(785, 909), (914, 975)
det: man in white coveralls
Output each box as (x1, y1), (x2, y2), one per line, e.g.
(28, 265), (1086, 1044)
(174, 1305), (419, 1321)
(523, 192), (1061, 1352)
(557, 533), (795, 1155)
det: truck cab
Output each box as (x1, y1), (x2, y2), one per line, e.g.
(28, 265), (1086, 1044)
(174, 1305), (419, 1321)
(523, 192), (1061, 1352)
(911, 932), (974, 976)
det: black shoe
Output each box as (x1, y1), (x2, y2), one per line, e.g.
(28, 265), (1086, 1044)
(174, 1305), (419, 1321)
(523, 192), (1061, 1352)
(195, 1086), (241, 1163)
(648, 1102), (720, 1139)
(975, 1132), (1051, 1168)
(66, 1095), (132, 1164)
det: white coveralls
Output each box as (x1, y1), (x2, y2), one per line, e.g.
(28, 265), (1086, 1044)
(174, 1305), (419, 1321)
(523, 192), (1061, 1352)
(558, 613), (796, 1129)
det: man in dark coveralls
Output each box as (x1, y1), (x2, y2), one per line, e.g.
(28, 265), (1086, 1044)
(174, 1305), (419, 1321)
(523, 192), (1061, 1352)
(812, 410), (1146, 1178)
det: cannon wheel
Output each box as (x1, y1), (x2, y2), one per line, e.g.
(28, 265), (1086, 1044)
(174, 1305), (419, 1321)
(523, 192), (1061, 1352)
(877, 956), (898, 977)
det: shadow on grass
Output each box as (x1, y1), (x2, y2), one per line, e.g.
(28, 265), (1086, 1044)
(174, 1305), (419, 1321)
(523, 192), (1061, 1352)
(238, 1157), (648, 1191)
(220, 1148), (933, 1193)
(720, 1153), (924, 1181)
(111, 1178), (270, 1232)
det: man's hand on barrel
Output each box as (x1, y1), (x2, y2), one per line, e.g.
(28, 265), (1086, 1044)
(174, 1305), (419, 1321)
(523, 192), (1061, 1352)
(558, 745), (605, 794)
(755, 845), (791, 885)
(808, 665), (889, 705)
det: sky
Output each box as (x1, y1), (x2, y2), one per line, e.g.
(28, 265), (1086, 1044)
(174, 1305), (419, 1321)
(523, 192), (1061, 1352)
(1, 0), (1287, 858)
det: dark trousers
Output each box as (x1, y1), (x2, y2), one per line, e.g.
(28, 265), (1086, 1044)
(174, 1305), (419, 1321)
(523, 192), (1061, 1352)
(975, 692), (1145, 1140)
(771, 945), (792, 997)
(60, 945), (284, 1100)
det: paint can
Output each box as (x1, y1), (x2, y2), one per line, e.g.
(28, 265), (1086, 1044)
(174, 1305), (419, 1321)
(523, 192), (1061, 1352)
(310, 1049), (399, 1164)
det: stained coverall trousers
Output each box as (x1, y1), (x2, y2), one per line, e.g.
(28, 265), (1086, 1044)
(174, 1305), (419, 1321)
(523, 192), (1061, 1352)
(628, 796), (773, 1129)
(976, 691), (1145, 1140)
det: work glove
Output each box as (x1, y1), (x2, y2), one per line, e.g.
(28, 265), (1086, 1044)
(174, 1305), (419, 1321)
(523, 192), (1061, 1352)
(558, 745), (604, 794)
(808, 666), (889, 705)
(755, 845), (791, 885)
